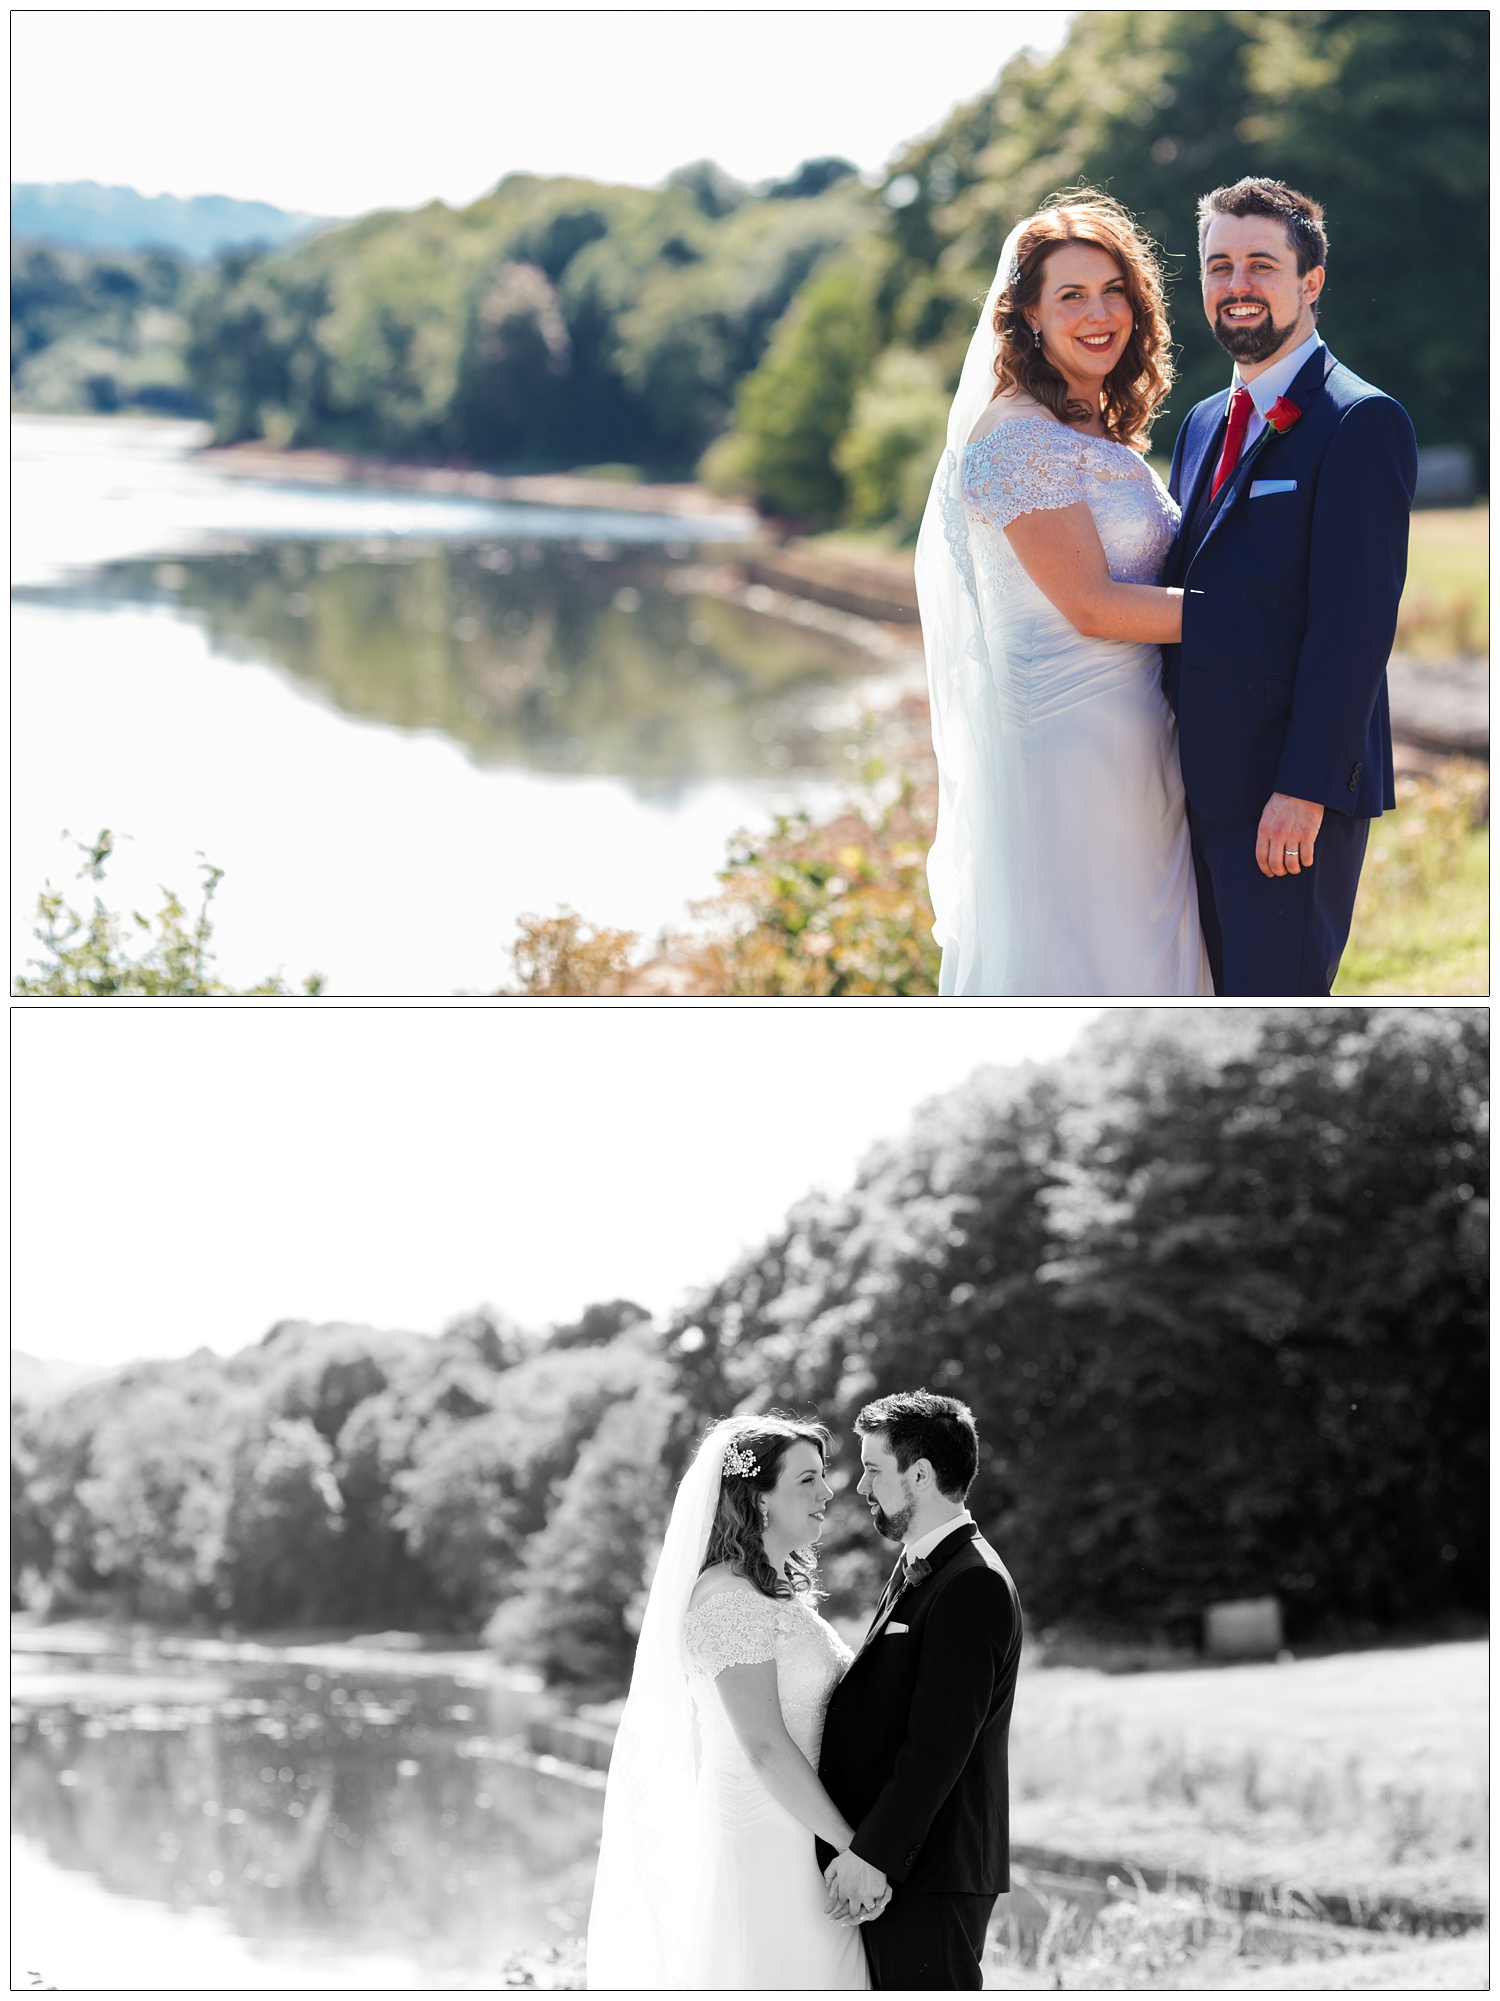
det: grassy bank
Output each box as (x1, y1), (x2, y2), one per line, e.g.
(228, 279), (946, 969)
(1335, 767), (1489, 995)
(1397, 508), (1488, 658)
(1008, 1640), (1486, 1911)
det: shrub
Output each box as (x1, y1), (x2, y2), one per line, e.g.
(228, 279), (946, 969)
(14, 830), (323, 996)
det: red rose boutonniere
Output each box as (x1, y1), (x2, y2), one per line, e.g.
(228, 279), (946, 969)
(1265, 396), (1302, 435)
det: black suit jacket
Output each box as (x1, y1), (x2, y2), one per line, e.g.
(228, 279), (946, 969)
(816, 1523), (1023, 1893)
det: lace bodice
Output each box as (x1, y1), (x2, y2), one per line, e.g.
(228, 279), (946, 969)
(684, 1586), (852, 1766)
(960, 414), (1179, 593)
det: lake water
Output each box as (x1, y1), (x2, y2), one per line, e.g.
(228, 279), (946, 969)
(10, 1627), (605, 1989)
(12, 417), (915, 994)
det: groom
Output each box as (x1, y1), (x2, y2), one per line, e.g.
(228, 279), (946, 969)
(1161, 177), (1418, 995)
(816, 1391), (1023, 1990)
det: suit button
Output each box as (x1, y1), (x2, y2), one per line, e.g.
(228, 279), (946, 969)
(1349, 761), (1363, 792)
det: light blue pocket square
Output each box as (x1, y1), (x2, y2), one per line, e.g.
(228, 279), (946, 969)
(1249, 479), (1298, 497)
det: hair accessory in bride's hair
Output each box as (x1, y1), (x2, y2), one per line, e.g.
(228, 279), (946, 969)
(722, 1439), (760, 1480)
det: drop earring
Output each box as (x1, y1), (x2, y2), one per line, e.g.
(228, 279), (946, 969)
(1033, 326), (1044, 349)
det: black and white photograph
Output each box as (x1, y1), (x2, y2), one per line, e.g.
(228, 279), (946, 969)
(11, 1006), (1487, 1988)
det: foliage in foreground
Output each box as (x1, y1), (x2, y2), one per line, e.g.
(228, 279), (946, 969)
(499, 751), (1485, 1001)
(13, 831), (324, 996)
(678, 769), (939, 995)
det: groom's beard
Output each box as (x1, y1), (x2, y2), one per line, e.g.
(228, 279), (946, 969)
(870, 1495), (915, 1542)
(1212, 295), (1298, 364)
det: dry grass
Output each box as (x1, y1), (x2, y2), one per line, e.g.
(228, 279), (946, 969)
(984, 1879), (1489, 1990)
(1336, 763), (1488, 995)
(1009, 1641), (1488, 1910)
(1396, 508), (1488, 659)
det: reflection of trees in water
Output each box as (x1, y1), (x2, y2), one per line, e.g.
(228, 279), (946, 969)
(12, 1667), (603, 1970)
(94, 543), (869, 786)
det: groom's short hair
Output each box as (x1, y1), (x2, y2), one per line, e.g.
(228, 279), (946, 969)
(856, 1390), (979, 1501)
(1197, 178), (1328, 277)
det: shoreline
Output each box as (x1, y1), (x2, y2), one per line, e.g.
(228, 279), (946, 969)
(196, 438), (759, 529)
(197, 441), (1488, 763)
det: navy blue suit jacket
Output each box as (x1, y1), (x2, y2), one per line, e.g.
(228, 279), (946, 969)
(1161, 345), (1416, 825)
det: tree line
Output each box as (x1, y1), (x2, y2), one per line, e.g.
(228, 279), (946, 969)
(12, 1009), (1486, 1686)
(14, 14), (1484, 532)
(714, 9), (1487, 528)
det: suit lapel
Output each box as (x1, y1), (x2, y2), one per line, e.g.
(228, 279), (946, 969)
(855, 1565), (905, 1658)
(1180, 392), (1231, 527)
(851, 1521), (979, 1663)
(1189, 346), (1334, 568)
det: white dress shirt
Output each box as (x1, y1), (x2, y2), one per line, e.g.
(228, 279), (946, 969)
(1232, 329), (1324, 452)
(904, 1507), (974, 1563)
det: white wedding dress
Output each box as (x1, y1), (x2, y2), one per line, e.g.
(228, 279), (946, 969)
(586, 1421), (871, 1992)
(939, 413), (1211, 996)
(916, 216), (1212, 998)
(678, 1586), (869, 1990)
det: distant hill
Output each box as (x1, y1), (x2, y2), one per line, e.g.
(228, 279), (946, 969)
(11, 181), (333, 260)
(11, 1350), (117, 1407)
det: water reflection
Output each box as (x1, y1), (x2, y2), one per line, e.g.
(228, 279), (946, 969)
(11, 1641), (603, 1986)
(13, 417), (907, 992)
(32, 537), (878, 787)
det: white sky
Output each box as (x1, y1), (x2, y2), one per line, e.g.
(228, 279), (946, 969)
(13, 1005), (1098, 1367)
(11, 10), (1073, 216)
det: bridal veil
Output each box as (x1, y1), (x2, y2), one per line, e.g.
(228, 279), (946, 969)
(585, 1418), (752, 1989)
(914, 223), (1026, 995)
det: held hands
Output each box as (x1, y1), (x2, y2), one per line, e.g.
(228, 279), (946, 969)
(1256, 792), (1325, 879)
(823, 1848), (891, 1926)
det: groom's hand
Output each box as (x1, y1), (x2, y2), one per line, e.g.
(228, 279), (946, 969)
(823, 1848), (889, 1923)
(1257, 792), (1324, 878)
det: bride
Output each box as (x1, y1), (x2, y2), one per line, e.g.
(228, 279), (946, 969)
(586, 1416), (877, 1989)
(918, 189), (1213, 996)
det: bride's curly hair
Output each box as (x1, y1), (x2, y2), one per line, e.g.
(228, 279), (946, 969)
(991, 188), (1173, 451)
(701, 1414), (834, 1602)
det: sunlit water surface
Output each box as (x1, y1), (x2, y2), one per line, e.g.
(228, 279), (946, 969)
(13, 416), (908, 993)
(11, 1631), (604, 1989)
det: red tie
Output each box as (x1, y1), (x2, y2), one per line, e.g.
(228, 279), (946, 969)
(1209, 387), (1254, 501)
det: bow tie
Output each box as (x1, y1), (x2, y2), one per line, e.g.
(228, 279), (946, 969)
(900, 1555), (932, 1592)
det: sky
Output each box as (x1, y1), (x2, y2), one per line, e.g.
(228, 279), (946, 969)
(12, 11), (1073, 217)
(13, 1005), (1099, 1368)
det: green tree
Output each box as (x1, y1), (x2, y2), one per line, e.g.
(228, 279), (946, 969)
(702, 243), (888, 523)
(184, 251), (334, 446)
(833, 347), (950, 538)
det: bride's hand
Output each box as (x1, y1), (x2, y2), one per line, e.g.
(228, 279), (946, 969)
(830, 1886), (894, 1925)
